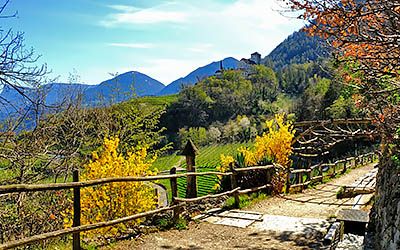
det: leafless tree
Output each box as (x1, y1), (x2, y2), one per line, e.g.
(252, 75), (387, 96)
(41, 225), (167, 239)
(0, 0), (50, 131)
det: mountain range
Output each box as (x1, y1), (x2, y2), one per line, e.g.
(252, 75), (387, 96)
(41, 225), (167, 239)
(0, 29), (328, 116)
(158, 57), (239, 96)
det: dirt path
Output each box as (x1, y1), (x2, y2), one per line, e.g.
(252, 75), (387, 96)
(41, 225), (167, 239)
(248, 163), (376, 219)
(105, 163), (376, 250)
(107, 222), (324, 250)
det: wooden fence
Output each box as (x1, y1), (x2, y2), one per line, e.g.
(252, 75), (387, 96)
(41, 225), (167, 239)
(287, 152), (377, 192)
(0, 141), (377, 250)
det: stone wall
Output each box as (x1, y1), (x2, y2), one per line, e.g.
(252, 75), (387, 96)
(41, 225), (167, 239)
(372, 156), (400, 249)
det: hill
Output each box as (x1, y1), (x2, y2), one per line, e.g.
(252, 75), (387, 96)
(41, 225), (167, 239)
(264, 30), (331, 70)
(83, 71), (164, 105)
(0, 83), (89, 120)
(0, 71), (165, 116)
(158, 57), (239, 96)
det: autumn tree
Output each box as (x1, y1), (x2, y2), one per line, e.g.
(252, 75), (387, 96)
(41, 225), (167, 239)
(282, 0), (400, 248)
(283, 0), (399, 136)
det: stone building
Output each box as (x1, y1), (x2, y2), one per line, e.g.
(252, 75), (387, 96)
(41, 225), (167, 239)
(238, 52), (262, 76)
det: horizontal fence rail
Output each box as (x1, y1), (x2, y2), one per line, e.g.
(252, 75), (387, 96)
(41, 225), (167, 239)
(287, 152), (377, 191)
(0, 171), (234, 194)
(0, 147), (377, 250)
(0, 204), (184, 250)
(294, 118), (372, 127)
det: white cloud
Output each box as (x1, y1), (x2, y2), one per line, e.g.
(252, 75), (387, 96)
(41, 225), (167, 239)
(219, 0), (291, 29)
(101, 4), (188, 26)
(107, 42), (155, 49)
(107, 5), (140, 12)
(93, 0), (305, 85)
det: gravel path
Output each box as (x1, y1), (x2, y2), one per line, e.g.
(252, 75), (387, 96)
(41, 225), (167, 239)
(105, 222), (324, 250)
(248, 163), (375, 219)
(104, 163), (376, 250)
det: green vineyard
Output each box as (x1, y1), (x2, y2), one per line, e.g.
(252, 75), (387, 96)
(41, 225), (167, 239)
(152, 142), (252, 172)
(176, 167), (219, 198)
(153, 142), (252, 199)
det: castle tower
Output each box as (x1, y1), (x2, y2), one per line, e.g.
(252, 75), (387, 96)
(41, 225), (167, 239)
(251, 52), (261, 65)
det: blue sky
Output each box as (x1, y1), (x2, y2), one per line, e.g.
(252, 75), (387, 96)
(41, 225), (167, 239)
(6, 0), (304, 85)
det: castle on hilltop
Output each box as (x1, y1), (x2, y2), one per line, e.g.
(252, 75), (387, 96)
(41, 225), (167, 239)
(215, 52), (262, 77)
(239, 52), (262, 71)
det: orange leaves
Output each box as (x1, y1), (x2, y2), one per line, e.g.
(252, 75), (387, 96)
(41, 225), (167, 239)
(379, 114), (385, 123)
(285, 0), (398, 77)
(352, 94), (363, 108)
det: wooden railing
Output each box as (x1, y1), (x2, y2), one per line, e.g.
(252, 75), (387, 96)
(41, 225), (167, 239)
(287, 152), (377, 191)
(0, 143), (377, 250)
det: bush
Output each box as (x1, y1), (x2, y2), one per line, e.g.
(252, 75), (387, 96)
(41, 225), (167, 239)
(217, 113), (295, 193)
(64, 137), (157, 240)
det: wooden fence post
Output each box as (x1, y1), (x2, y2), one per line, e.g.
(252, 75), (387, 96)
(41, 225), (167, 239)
(230, 166), (240, 208)
(332, 162), (336, 176)
(342, 160), (347, 174)
(305, 160), (311, 189)
(319, 164), (323, 182)
(265, 168), (272, 195)
(72, 170), (81, 250)
(169, 167), (180, 222)
(299, 172), (304, 192)
(181, 140), (198, 198)
(285, 167), (291, 194)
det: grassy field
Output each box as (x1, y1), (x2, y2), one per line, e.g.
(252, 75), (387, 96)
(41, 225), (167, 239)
(152, 142), (253, 172)
(153, 142), (252, 199)
(176, 167), (219, 198)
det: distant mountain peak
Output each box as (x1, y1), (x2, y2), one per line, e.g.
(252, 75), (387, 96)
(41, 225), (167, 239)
(158, 57), (239, 96)
(83, 71), (164, 105)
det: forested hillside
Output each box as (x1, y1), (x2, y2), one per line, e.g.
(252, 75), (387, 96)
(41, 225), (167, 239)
(264, 30), (331, 70)
(155, 59), (360, 148)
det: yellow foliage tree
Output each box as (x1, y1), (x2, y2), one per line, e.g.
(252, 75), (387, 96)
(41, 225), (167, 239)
(254, 113), (294, 166)
(218, 113), (295, 193)
(64, 137), (157, 238)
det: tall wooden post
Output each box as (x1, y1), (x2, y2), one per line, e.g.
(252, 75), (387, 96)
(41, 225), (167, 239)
(181, 140), (198, 198)
(72, 170), (81, 250)
(230, 166), (240, 208)
(169, 167), (180, 222)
